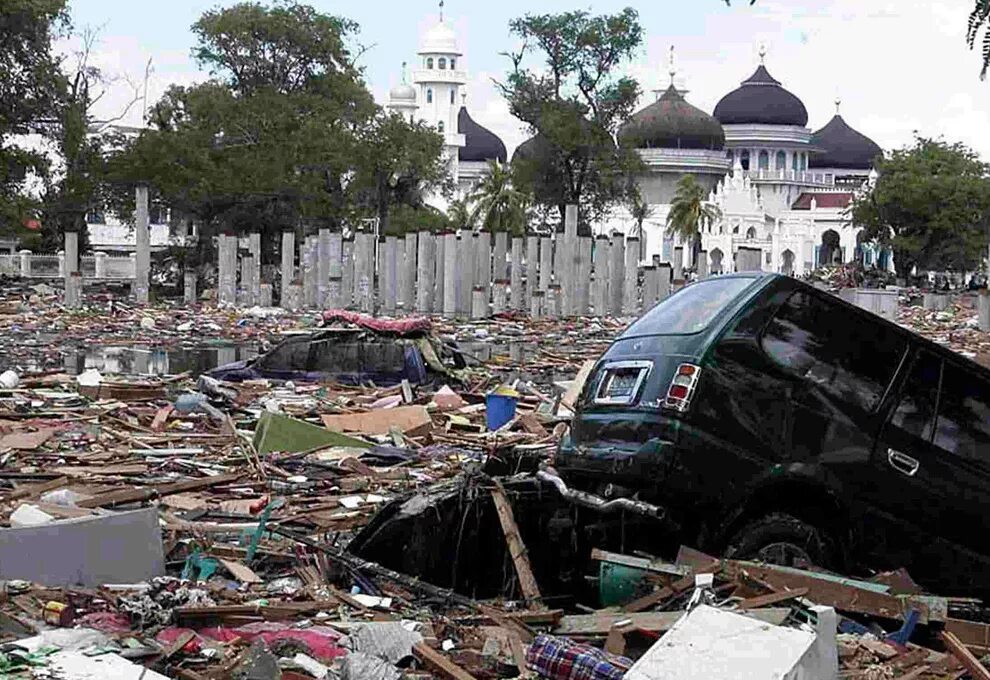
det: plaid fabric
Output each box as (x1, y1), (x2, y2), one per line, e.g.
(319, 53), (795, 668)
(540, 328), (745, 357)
(526, 634), (631, 680)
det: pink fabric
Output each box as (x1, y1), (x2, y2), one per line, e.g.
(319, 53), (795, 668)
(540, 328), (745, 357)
(322, 309), (432, 335)
(196, 622), (347, 661)
(77, 612), (133, 634)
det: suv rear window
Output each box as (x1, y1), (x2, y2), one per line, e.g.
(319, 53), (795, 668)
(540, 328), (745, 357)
(621, 277), (755, 337)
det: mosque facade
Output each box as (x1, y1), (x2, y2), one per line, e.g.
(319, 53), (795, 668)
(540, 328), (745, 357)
(390, 14), (889, 275)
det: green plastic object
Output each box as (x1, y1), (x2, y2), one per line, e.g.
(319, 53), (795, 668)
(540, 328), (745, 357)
(599, 561), (650, 607)
(252, 410), (372, 455)
(245, 498), (285, 564)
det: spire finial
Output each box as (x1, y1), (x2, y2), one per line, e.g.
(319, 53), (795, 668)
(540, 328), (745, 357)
(668, 44), (676, 86)
(461, 91), (466, 106)
(758, 43), (767, 64)
(439, 0), (444, 22)
(835, 97), (841, 114)
(401, 61), (408, 84)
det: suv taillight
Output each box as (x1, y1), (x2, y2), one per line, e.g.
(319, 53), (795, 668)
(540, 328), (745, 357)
(664, 363), (701, 412)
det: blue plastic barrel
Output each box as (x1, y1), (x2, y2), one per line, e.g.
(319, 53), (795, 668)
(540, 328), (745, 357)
(486, 393), (517, 431)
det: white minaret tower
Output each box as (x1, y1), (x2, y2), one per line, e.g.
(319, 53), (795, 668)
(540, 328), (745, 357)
(413, 1), (466, 181)
(387, 62), (418, 123)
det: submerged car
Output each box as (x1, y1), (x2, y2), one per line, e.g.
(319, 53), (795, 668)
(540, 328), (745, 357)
(557, 272), (990, 596)
(209, 311), (465, 385)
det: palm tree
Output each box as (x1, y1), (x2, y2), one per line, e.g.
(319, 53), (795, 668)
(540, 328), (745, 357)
(469, 161), (529, 236)
(626, 189), (654, 262)
(446, 198), (474, 233)
(666, 175), (721, 269)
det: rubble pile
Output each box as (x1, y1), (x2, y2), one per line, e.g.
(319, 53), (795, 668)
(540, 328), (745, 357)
(896, 298), (990, 362)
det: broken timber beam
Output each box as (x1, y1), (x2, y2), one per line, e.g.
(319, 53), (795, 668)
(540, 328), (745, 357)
(940, 631), (990, 680)
(554, 608), (791, 636)
(491, 480), (544, 608)
(77, 472), (243, 508)
(413, 641), (478, 680)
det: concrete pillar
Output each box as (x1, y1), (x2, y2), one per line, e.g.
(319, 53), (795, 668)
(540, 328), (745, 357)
(416, 231), (434, 313)
(641, 265), (659, 314)
(280, 229), (295, 309)
(576, 235), (591, 316)
(592, 235), (609, 315)
(249, 231), (262, 304)
(382, 235), (398, 314)
(923, 293), (949, 311)
(133, 185), (151, 304)
(493, 231), (508, 282)
(697, 249), (709, 279)
(354, 232), (374, 313)
(302, 236), (318, 308)
(510, 237), (523, 310)
(402, 232), (417, 312)
(658, 263), (672, 300)
(19, 250), (31, 277)
(623, 237), (639, 316)
(57, 250), (64, 277)
(433, 233), (446, 313)
(317, 228), (331, 308)
(286, 280), (302, 311)
(476, 231), (492, 290)
(184, 271), (197, 304)
(493, 279), (508, 315)
(471, 285), (487, 319)
(64, 271), (82, 308)
(443, 233), (458, 317)
(64, 231), (78, 276)
(539, 236), (552, 292)
(530, 290), (545, 319)
(240, 253), (254, 306)
(525, 235), (538, 307)
(341, 237), (354, 309)
(325, 232), (342, 308)
(609, 235), (625, 316)
(218, 233), (237, 306)
(260, 283), (273, 307)
(458, 234), (475, 317)
(673, 246), (684, 283)
(980, 292), (990, 332)
(547, 283), (562, 318)
(94, 252), (107, 279)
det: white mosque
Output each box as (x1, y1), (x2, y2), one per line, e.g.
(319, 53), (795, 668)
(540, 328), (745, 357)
(389, 11), (891, 276)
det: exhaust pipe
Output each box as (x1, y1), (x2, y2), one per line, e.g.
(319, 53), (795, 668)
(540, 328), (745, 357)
(537, 467), (666, 520)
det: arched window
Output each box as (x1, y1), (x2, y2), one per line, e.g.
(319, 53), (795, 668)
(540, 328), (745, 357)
(426, 57), (434, 69)
(792, 152), (799, 171)
(740, 150), (750, 170)
(800, 153), (807, 171)
(450, 58), (456, 70)
(775, 151), (786, 170)
(746, 226), (757, 240)
(426, 89), (433, 104)
(438, 57), (447, 70)
(438, 121), (444, 133)
(450, 90), (455, 105)
(758, 150), (769, 170)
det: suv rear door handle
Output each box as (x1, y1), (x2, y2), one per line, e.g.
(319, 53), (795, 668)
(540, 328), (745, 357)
(887, 449), (920, 477)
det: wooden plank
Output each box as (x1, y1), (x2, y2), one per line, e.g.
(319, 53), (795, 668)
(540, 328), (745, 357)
(941, 631), (990, 680)
(413, 641), (478, 680)
(561, 360), (595, 409)
(219, 558), (263, 584)
(554, 608), (791, 636)
(6, 476), (70, 503)
(321, 405), (431, 436)
(491, 481), (543, 607)
(76, 472), (243, 508)
(946, 616), (990, 652)
(737, 587), (809, 610)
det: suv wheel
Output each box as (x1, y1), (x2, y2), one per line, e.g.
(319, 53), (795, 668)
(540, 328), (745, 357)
(726, 513), (835, 570)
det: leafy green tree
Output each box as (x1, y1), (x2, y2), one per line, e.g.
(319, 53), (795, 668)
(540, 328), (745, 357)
(0, 0), (68, 236)
(500, 8), (645, 229)
(446, 198), (474, 232)
(350, 110), (449, 238)
(851, 136), (990, 275)
(626, 188), (653, 260)
(469, 161), (528, 236)
(666, 175), (720, 266)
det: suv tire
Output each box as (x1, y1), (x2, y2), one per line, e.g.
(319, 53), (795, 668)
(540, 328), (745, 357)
(726, 513), (835, 570)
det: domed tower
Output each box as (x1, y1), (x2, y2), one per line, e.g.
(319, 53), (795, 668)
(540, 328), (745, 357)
(387, 63), (418, 123)
(412, 8), (466, 180)
(809, 100), (883, 187)
(712, 47), (826, 216)
(456, 95), (507, 196)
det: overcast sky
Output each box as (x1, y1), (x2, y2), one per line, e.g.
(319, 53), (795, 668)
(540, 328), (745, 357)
(66, 0), (990, 159)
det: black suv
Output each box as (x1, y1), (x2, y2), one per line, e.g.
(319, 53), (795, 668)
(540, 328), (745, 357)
(559, 272), (990, 596)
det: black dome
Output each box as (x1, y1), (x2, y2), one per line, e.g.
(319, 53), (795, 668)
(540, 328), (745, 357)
(457, 107), (507, 163)
(809, 114), (882, 170)
(618, 85), (725, 151)
(713, 65), (808, 127)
